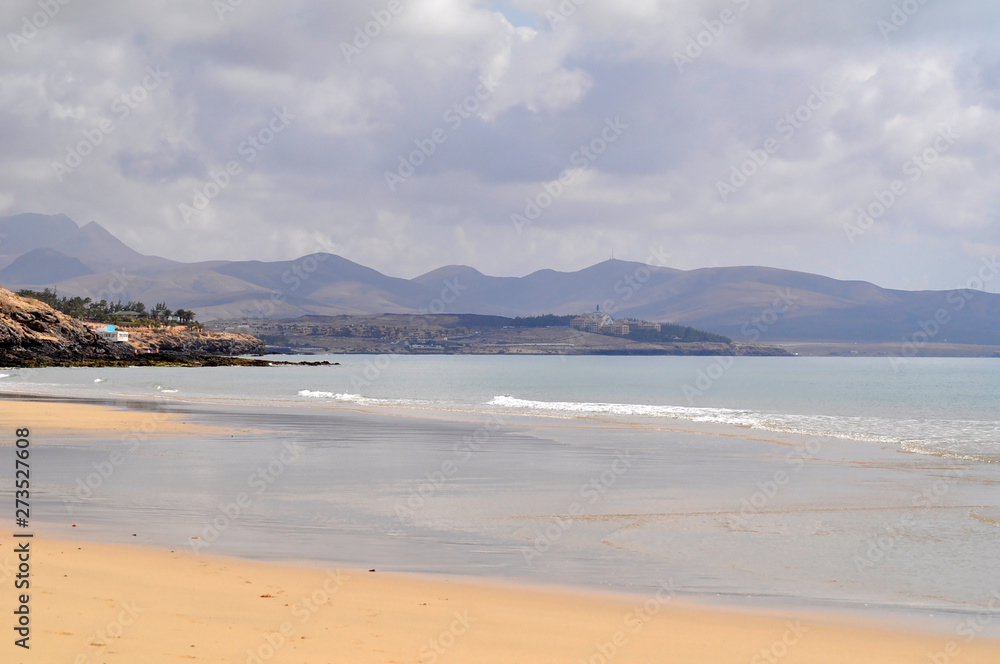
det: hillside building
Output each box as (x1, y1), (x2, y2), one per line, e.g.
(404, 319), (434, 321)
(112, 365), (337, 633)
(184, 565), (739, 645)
(95, 325), (129, 342)
(622, 319), (661, 333)
(570, 307), (631, 337)
(570, 310), (615, 333)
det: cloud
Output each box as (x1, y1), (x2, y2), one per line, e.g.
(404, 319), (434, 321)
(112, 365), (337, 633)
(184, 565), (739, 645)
(0, 0), (998, 290)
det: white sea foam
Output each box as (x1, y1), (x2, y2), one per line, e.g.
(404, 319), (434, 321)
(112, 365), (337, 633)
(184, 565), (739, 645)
(486, 396), (1000, 463)
(94, 378), (105, 383)
(296, 390), (430, 408)
(0, 373), (9, 379)
(298, 390), (363, 401)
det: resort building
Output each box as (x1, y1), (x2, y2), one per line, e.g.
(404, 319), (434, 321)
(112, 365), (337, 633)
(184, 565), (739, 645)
(96, 325), (129, 342)
(622, 319), (661, 333)
(570, 308), (631, 337)
(570, 310), (615, 333)
(570, 307), (668, 338)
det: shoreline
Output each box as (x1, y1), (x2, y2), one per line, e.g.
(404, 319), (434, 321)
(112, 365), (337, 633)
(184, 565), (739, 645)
(3, 529), (1000, 663)
(3, 393), (1000, 650)
(21, 517), (1000, 635)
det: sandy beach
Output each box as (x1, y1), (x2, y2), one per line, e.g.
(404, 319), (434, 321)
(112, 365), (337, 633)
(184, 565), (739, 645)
(0, 394), (244, 436)
(2, 528), (999, 663)
(2, 394), (999, 662)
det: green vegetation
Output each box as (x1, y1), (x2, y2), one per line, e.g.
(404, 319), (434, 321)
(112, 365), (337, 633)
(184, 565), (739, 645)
(511, 314), (575, 328)
(627, 324), (731, 344)
(11, 357), (336, 368)
(512, 312), (730, 343)
(15, 287), (197, 326)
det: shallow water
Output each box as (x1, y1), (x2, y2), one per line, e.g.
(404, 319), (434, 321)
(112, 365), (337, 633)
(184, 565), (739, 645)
(2, 356), (999, 462)
(10, 395), (999, 634)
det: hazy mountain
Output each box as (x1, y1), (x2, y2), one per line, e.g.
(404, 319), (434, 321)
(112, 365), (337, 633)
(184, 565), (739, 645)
(0, 213), (179, 275)
(213, 254), (428, 310)
(414, 261), (687, 316)
(0, 213), (997, 344)
(0, 213), (79, 259)
(50, 221), (180, 274)
(0, 248), (94, 285)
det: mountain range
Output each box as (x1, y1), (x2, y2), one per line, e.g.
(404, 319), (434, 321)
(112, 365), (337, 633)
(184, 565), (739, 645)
(1, 212), (998, 345)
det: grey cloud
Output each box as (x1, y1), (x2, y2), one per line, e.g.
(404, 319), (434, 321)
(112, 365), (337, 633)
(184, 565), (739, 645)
(0, 0), (998, 289)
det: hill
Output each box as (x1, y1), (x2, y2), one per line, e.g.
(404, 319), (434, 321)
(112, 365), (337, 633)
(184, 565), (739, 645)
(1, 213), (998, 346)
(207, 313), (787, 356)
(0, 286), (265, 366)
(0, 248), (94, 284)
(0, 286), (135, 365)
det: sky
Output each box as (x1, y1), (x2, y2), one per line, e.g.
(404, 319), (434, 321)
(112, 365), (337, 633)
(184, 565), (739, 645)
(1, 0), (998, 290)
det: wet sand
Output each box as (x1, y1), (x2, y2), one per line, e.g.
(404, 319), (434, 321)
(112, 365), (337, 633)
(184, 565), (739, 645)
(0, 393), (244, 436)
(3, 530), (1000, 663)
(2, 395), (999, 661)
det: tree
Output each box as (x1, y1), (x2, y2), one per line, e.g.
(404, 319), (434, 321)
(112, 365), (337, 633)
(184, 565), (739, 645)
(151, 301), (172, 322)
(16, 288), (59, 308)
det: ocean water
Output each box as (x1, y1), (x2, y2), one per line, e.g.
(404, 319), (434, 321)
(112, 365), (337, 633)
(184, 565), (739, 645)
(3, 355), (1000, 622)
(1, 355), (998, 463)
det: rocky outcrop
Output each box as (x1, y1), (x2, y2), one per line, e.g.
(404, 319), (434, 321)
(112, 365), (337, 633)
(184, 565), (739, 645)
(0, 286), (265, 366)
(125, 326), (265, 356)
(0, 286), (135, 364)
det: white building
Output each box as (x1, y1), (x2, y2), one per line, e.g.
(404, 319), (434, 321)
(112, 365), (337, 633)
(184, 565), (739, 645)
(96, 325), (129, 342)
(570, 307), (630, 336)
(570, 310), (615, 333)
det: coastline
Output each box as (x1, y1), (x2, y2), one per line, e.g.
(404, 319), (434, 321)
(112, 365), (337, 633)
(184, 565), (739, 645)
(0, 392), (249, 436)
(3, 529), (1000, 663)
(3, 392), (1000, 660)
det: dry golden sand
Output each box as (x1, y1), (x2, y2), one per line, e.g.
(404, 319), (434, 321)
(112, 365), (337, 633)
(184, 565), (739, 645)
(2, 398), (998, 662)
(0, 531), (997, 663)
(0, 396), (243, 437)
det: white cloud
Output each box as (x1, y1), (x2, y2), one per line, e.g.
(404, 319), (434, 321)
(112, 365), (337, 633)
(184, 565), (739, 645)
(0, 0), (999, 289)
